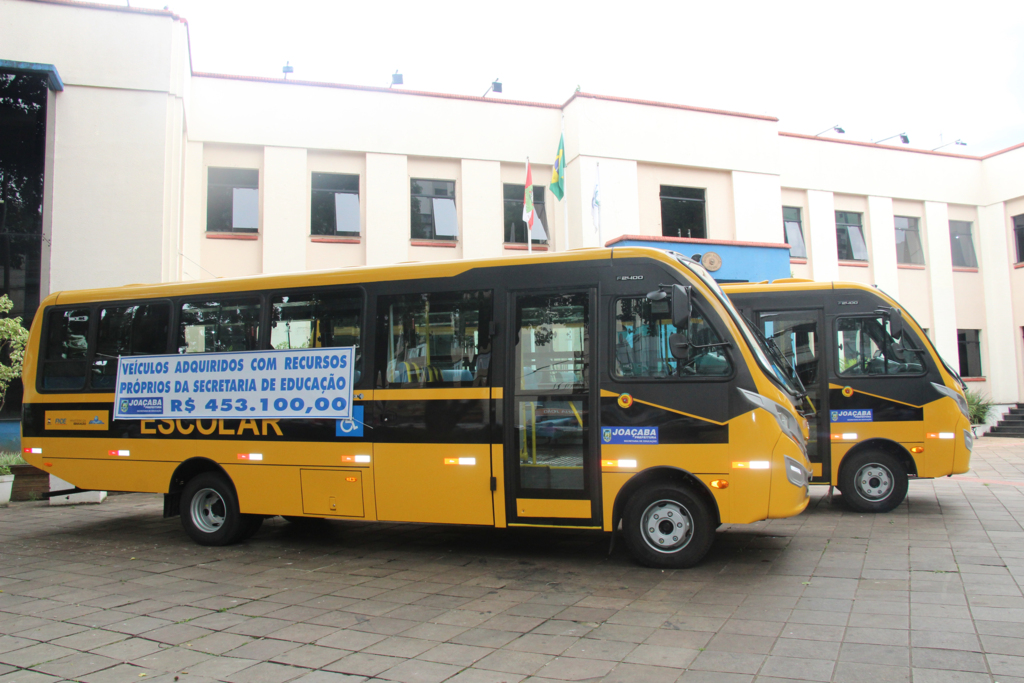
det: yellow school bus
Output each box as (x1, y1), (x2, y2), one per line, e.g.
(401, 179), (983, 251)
(725, 279), (972, 512)
(21, 247), (811, 568)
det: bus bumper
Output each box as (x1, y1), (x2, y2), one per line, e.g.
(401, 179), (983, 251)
(952, 420), (973, 475)
(768, 434), (811, 519)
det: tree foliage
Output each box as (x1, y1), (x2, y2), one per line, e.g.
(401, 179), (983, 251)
(0, 294), (28, 412)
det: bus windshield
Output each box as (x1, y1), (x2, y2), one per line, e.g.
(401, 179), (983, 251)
(675, 255), (805, 401)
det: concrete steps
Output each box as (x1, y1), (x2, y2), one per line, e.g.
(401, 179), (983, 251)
(986, 404), (1024, 438)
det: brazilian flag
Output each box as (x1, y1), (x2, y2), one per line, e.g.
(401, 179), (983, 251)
(549, 134), (565, 200)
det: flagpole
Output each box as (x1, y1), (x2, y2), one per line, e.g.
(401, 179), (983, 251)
(526, 157), (532, 254)
(561, 115), (568, 252)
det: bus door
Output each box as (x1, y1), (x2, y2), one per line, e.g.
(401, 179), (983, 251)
(757, 309), (830, 482)
(505, 289), (601, 527)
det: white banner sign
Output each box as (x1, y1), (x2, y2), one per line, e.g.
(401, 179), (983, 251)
(113, 347), (355, 421)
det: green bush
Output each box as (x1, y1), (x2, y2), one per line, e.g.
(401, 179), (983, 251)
(965, 388), (994, 425)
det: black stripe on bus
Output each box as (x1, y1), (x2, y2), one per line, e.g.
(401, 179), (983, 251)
(22, 400), (494, 444)
(600, 398), (730, 444)
(827, 390), (924, 422)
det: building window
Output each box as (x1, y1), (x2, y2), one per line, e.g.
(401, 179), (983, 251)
(782, 207), (806, 258)
(503, 184), (548, 244)
(1014, 214), (1024, 263)
(894, 216), (925, 265)
(660, 186), (706, 239)
(835, 211), (868, 261)
(311, 173), (360, 236)
(207, 168), (259, 233)
(411, 179), (458, 241)
(949, 221), (978, 268)
(957, 329), (982, 377)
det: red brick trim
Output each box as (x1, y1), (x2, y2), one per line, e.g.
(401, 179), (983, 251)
(953, 267), (979, 273)
(504, 243), (549, 251)
(898, 264), (926, 270)
(311, 236), (360, 244)
(1015, 262), (1024, 269)
(779, 131), (980, 160)
(206, 232), (258, 240)
(564, 92), (777, 122)
(411, 240), (457, 248)
(605, 234), (790, 250)
(838, 260), (869, 268)
(962, 377), (987, 382)
(789, 258), (808, 264)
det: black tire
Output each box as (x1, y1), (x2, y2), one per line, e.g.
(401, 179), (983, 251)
(180, 472), (246, 546)
(838, 450), (908, 513)
(622, 485), (715, 569)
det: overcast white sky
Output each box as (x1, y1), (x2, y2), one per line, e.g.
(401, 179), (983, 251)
(128, 0), (1024, 155)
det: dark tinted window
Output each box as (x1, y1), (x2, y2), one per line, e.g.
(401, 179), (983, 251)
(42, 308), (90, 390)
(504, 184), (548, 244)
(271, 290), (363, 380)
(178, 299), (261, 353)
(836, 316), (925, 376)
(378, 291), (491, 388)
(782, 206), (806, 258)
(1014, 215), (1024, 264)
(614, 298), (730, 378)
(660, 185), (706, 239)
(311, 173), (360, 236)
(957, 329), (982, 377)
(949, 221), (978, 268)
(836, 211), (868, 261)
(895, 216), (924, 265)
(91, 304), (170, 389)
(411, 179), (457, 241)
(207, 167), (259, 233)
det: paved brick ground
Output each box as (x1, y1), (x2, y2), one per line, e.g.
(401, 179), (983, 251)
(1, 438), (1024, 683)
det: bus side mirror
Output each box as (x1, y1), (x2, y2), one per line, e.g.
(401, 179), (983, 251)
(887, 307), (904, 340)
(672, 284), (691, 332)
(669, 333), (691, 360)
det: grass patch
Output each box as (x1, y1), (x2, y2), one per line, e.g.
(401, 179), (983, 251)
(0, 451), (26, 476)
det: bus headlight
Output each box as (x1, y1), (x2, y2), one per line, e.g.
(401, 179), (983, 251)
(738, 388), (806, 452)
(784, 456), (810, 487)
(931, 382), (969, 420)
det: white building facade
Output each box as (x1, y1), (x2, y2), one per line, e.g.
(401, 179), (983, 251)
(3, 0), (1024, 409)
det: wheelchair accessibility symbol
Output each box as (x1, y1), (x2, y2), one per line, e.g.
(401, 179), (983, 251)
(336, 405), (364, 437)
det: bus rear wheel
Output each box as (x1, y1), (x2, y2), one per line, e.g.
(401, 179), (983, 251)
(838, 450), (908, 513)
(622, 485), (715, 568)
(180, 472), (251, 546)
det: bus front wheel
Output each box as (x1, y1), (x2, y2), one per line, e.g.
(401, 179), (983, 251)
(622, 485), (715, 569)
(838, 450), (908, 513)
(180, 472), (253, 546)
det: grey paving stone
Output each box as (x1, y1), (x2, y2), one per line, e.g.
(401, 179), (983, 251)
(32, 651), (120, 678)
(474, 649), (553, 675)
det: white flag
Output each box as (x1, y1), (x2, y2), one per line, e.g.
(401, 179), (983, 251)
(591, 162), (601, 241)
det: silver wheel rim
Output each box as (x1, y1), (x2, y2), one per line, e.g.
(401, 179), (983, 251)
(640, 499), (693, 553)
(190, 487), (226, 533)
(855, 463), (894, 501)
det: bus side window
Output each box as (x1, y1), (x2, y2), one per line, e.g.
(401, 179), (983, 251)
(178, 299), (261, 354)
(378, 291), (492, 388)
(91, 304), (171, 389)
(836, 316), (925, 376)
(41, 308), (91, 390)
(614, 297), (731, 379)
(271, 291), (363, 383)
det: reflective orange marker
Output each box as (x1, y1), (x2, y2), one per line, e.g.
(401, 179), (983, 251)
(911, 446), (924, 454)
(710, 479), (729, 489)
(345, 476), (358, 482)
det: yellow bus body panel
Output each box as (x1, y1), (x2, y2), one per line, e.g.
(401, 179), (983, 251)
(373, 443), (493, 526)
